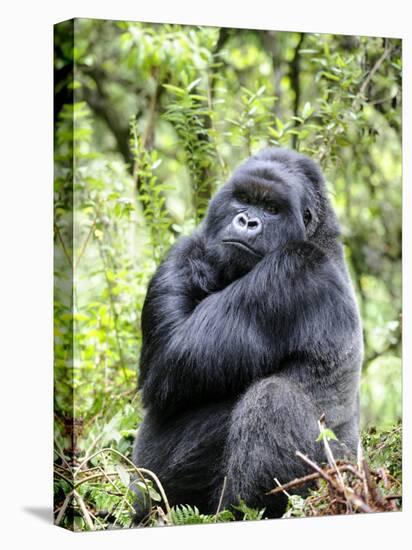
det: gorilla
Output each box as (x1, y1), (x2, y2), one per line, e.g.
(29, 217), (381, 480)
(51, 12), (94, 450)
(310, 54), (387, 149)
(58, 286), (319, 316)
(132, 147), (363, 522)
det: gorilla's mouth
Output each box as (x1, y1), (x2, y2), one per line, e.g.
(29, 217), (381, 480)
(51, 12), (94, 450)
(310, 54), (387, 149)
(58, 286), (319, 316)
(222, 239), (262, 257)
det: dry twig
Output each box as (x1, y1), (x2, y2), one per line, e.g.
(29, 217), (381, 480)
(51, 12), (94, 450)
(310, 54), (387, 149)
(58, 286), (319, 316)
(267, 419), (401, 517)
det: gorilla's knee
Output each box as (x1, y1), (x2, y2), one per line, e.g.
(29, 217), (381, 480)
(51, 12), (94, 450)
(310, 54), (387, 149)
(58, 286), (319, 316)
(221, 376), (322, 517)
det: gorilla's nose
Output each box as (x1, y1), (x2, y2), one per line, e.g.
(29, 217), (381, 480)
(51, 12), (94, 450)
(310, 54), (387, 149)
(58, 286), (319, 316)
(233, 213), (262, 236)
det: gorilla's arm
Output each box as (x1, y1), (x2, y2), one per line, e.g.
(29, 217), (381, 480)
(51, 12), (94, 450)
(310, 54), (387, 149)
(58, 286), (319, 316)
(139, 236), (356, 415)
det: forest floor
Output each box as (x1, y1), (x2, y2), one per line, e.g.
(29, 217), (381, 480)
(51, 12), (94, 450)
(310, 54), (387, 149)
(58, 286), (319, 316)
(54, 423), (402, 529)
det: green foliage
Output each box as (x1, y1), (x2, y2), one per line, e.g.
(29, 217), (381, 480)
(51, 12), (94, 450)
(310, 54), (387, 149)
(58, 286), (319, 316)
(233, 500), (266, 521)
(362, 424), (402, 483)
(170, 505), (235, 525)
(316, 427), (338, 443)
(54, 20), (402, 530)
(163, 76), (216, 220)
(169, 500), (266, 526)
(283, 494), (306, 518)
(284, 424), (402, 518)
(129, 118), (174, 261)
(227, 85), (276, 154)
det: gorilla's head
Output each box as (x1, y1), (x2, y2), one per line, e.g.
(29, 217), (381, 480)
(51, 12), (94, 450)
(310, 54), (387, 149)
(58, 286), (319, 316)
(202, 148), (341, 280)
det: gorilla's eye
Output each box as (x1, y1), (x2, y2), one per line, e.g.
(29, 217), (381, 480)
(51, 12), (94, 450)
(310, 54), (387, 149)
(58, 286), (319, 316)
(265, 204), (279, 215)
(303, 208), (312, 226)
(236, 192), (250, 205)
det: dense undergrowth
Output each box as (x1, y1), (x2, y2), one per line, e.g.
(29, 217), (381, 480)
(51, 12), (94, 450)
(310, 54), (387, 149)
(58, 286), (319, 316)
(53, 423), (402, 529)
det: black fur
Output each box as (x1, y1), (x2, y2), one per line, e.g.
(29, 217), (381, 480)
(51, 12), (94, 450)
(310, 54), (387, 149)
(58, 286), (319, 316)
(132, 147), (363, 521)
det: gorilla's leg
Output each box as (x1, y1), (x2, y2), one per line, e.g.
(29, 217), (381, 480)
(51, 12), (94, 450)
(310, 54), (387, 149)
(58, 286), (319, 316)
(220, 375), (325, 518)
(132, 401), (232, 523)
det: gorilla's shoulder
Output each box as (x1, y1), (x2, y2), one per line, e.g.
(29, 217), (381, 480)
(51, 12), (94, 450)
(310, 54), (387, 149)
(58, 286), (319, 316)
(167, 232), (206, 262)
(281, 240), (331, 271)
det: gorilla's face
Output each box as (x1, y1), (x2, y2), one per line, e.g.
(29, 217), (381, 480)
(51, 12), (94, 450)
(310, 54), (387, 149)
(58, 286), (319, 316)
(203, 150), (322, 278)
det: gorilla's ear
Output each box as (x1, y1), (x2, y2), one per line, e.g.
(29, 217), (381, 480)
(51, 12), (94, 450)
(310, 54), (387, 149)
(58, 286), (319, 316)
(296, 156), (325, 191)
(296, 156), (341, 240)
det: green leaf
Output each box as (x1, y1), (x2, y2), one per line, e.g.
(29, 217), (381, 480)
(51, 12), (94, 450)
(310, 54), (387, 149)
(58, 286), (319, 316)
(321, 71), (340, 81)
(187, 77), (202, 92)
(316, 428), (338, 442)
(256, 85), (266, 97)
(163, 84), (185, 95)
(115, 464), (130, 487)
(151, 159), (162, 170)
(301, 102), (313, 120)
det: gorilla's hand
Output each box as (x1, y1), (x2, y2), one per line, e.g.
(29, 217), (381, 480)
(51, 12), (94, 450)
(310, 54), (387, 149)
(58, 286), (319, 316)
(189, 248), (221, 300)
(180, 236), (223, 301)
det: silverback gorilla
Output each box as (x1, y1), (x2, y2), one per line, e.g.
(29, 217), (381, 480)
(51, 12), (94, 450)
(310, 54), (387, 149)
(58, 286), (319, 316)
(132, 147), (363, 521)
